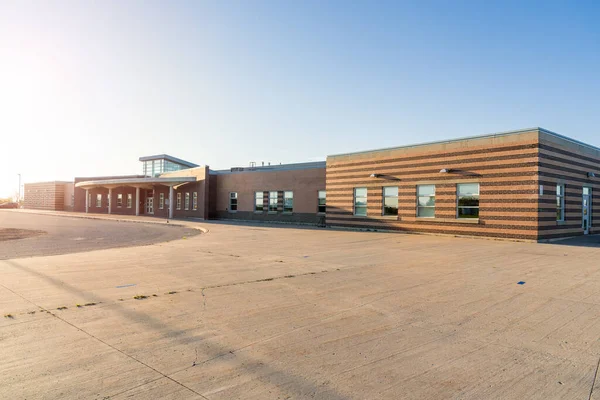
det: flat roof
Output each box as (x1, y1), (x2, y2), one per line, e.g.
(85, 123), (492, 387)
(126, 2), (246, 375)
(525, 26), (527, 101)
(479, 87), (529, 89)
(138, 154), (198, 168)
(24, 181), (73, 185)
(210, 161), (326, 175)
(75, 176), (196, 189)
(327, 127), (600, 158)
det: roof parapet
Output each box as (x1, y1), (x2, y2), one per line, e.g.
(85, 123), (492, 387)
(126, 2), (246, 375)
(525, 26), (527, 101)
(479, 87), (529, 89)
(327, 127), (600, 159)
(210, 161), (325, 175)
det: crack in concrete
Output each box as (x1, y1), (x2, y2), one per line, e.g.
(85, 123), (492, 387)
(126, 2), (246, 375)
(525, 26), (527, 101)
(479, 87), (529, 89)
(200, 268), (336, 292)
(0, 269), (335, 318)
(589, 355), (600, 400)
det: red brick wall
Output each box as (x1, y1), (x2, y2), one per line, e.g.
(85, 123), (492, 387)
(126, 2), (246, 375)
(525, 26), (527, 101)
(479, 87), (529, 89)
(108, 187), (137, 215)
(163, 166), (209, 219)
(72, 170), (209, 219)
(151, 186), (170, 218)
(212, 167), (326, 214)
(172, 180), (206, 219)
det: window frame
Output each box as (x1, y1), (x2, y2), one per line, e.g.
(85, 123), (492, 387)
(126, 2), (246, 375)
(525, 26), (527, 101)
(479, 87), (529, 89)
(184, 192), (190, 210)
(159, 193), (164, 209)
(382, 186), (399, 216)
(176, 193), (182, 210)
(416, 184), (436, 218)
(229, 192), (238, 212)
(457, 183), (480, 219)
(96, 194), (102, 208)
(556, 183), (565, 222)
(127, 193), (132, 208)
(192, 192), (198, 210)
(268, 191), (278, 212)
(254, 191), (264, 212)
(354, 187), (368, 216)
(317, 190), (326, 214)
(283, 191), (293, 213)
(117, 193), (123, 208)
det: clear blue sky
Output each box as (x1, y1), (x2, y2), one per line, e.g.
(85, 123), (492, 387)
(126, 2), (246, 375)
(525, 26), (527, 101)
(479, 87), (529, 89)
(1, 0), (599, 198)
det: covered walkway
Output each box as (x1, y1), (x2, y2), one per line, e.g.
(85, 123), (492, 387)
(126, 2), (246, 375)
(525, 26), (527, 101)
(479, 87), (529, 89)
(75, 176), (196, 219)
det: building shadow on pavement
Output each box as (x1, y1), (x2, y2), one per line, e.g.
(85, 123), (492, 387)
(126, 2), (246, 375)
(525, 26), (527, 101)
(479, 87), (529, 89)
(541, 235), (600, 248)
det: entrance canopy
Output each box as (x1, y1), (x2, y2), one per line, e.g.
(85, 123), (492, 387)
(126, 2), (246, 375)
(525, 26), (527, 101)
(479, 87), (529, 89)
(75, 176), (196, 190)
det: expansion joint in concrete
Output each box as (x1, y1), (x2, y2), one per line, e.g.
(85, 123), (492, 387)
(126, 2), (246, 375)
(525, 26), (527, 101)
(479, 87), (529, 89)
(0, 282), (209, 400)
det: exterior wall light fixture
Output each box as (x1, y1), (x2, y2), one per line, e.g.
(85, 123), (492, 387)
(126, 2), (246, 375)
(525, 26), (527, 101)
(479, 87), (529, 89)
(369, 173), (381, 178)
(439, 168), (451, 173)
(588, 172), (596, 178)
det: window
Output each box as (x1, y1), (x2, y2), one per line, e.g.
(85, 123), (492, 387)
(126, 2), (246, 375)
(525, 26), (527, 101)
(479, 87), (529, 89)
(193, 192), (198, 210)
(229, 192), (238, 212)
(382, 187), (398, 216)
(96, 194), (102, 208)
(268, 191), (278, 212)
(583, 187), (592, 227)
(283, 191), (293, 213)
(177, 193), (182, 210)
(318, 190), (326, 213)
(117, 194), (123, 208)
(185, 193), (190, 210)
(354, 188), (367, 216)
(255, 192), (264, 212)
(417, 185), (435, 217)
(557, 184), (565, 221)
(127, 194), (132, 208)
(457, 183), (480, 218)
(159, 193), (164, 209)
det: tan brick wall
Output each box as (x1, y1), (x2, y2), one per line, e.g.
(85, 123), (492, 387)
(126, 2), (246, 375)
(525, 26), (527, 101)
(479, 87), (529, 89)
(537, 131), (600, 239)
(326, 130), (542, 240)
(24, 181), (71, 211)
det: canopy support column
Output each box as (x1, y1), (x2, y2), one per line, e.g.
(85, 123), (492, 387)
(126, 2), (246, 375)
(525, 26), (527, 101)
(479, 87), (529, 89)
(135, 187), (140, 216)
(169, 185), (174, 219)
(85, 189), (89, 213)
(108, 188), (112, 214)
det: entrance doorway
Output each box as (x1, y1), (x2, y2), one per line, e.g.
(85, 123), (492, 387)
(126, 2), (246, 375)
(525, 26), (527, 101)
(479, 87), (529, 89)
(583, 187), (591, 235)
(146, 197), (154, 214)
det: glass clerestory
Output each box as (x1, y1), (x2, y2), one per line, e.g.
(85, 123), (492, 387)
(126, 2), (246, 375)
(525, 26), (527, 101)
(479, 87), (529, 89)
(142, 159), (190, 177)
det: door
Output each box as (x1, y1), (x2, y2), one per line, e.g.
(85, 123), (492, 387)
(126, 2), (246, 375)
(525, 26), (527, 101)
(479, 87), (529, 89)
(146, 197), (154, 215)
(583, 187), (591, 235)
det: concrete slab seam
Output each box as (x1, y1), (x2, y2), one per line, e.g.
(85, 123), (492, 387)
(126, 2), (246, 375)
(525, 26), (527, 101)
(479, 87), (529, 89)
(0, 281), (210, 400)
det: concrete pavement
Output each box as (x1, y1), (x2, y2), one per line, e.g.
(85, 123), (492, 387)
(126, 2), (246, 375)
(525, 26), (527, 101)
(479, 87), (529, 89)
(2, 211), (600, 399)
(0, 210), (200, 259)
